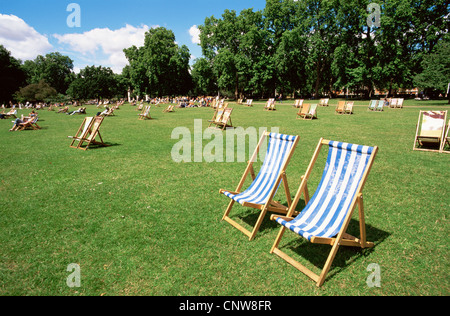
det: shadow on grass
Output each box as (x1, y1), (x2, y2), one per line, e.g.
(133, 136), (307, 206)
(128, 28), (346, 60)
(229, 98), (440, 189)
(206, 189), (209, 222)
(277, 219), (390, 283)
(232, 200), (390, 283)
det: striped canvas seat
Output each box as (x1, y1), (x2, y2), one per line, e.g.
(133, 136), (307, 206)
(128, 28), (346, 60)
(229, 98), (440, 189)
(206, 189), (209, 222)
(221, 132), (299, 241)
(275, 141), (375, 241)
(270, 138), (378, 287)
(223, 133), (297, 206)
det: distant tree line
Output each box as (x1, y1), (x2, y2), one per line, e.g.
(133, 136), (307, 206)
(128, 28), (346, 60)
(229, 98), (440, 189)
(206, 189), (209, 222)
(195, 0), (449, 100)
(0, 0), (448, 105)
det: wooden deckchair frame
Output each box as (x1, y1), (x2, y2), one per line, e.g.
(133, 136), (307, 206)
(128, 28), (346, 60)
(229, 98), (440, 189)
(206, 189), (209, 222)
(296, 103), (310, 119)
(304, 104), (318, 120)
(138, 105), (152, 120)
(265, 98), (276, 111)
(163, 105), (175, 113)
(16, 116), (41, 131)
(68, 116), (108, 150)
(368, 100), (377, 111)
(220, 132), (299, 241)
(208, 103), (228, 127)
(335, 101), (346, 114)
(344, 101), (354, 114)
(293, 99), (304, 108)
(214, 107), (233, 130)
(270, 138), (378, 287)
(414, 110), (447, 152)
(440, 120), (450, 153)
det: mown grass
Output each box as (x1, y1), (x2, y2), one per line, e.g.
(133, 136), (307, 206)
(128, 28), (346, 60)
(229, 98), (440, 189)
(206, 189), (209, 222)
(0, 99), (449, 296)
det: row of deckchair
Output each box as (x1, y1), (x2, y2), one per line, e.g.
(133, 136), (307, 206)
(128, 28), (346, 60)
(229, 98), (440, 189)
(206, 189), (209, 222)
(296, 103), (318, 119)
(335, 101), (354, 114)
(368, 100), (385, 111)
(414, 110), (449, 153)
(388, 98), (404, 108)
(220, 132), (378, 287)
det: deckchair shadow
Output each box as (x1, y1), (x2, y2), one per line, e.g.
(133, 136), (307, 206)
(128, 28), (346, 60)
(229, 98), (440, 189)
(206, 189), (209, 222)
(220, 132), (299, 241)
(270, 138), (378, 287)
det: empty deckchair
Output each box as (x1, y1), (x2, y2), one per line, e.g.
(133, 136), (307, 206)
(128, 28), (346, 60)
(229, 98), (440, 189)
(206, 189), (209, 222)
(335, 101), (346, 114)
(214, 107), (233, 130)
(304, 104), (318, 120)
(344, 101), (354, 114)
(270, 138), (378, 287)
(368, 100), (377, 111)
(296, 103), (310, 119)
(440, 120), (450, 153)
(414, 110), (447, 152)
(389, 98), (397, 108)
(375, 100), (384, 111)
(68, 116), (108, 150)
(319, 98), (329, 106)
(220, 132), (299, 241)
(208, 103), (228, 127)
(245, 99), (253, 107)
(396, 98), (404, 108)
(293, 99), (304, 108)
(163, 105), (175, 113)
(138, 105), (152, 120)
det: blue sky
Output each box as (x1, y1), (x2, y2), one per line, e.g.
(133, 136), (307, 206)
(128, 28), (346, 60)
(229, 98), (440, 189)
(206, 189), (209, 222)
(0, 0), (267, 73)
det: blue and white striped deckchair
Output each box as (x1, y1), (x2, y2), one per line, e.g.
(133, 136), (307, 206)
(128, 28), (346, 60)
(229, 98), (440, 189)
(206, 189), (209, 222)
(270, 138), (378, 287)
(220, 132), (299, 241)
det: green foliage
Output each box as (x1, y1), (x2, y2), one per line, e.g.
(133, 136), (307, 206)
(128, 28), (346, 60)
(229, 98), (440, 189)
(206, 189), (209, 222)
(15, 79), (57, 103)
(0, 45), (26, 104)
(22, 52), (74, 94)
(124, 27), (192, 97)
(67, 66), (121, 101)
(198, 0), (450, 98)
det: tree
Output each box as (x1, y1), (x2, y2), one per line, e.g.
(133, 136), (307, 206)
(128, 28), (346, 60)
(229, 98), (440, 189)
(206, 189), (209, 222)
(191, 58), (217, 96)
(16, 80), (57, 103)
(124, 27), (192, 97)
(0, 45), (26, 104)
(67, 65), (118, 101)
(22, 52), (74, 94)
(414, 36), (450, 102)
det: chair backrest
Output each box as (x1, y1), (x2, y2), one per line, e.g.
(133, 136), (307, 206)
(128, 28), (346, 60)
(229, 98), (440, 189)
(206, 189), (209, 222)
(220, 108), (232, 124)
(80, 117), (94, 138)
(337, 101), (346, 111)
(300, 103), (310, 115)
(420, 111), (447, 137)
(241, 133), (298, 205)
(369, 100), (377, 109)
(308, 104), (317, 115)
(376, 100), (384, 110)
(289, 141), (377, 240)
(346, 101), (354, 112)
(87, 116), (104, 141)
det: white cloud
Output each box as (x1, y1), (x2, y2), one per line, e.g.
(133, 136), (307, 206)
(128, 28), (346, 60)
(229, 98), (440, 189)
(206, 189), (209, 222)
(54, 24), (154, 73)
(0, 14), (52, 60)
(189, 25), (201, 45)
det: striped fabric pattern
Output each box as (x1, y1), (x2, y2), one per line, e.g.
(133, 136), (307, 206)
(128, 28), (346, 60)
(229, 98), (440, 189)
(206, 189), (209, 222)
(276, 141), (375, 241)
(223, 133), (297, 205)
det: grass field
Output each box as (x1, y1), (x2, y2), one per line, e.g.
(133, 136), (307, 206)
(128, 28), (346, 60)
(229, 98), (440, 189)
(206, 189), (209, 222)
(0, 99), (449, 296)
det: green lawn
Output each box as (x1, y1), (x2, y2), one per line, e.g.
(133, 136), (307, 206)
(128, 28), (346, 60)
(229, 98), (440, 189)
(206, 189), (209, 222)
(0, 99), (449, 296)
